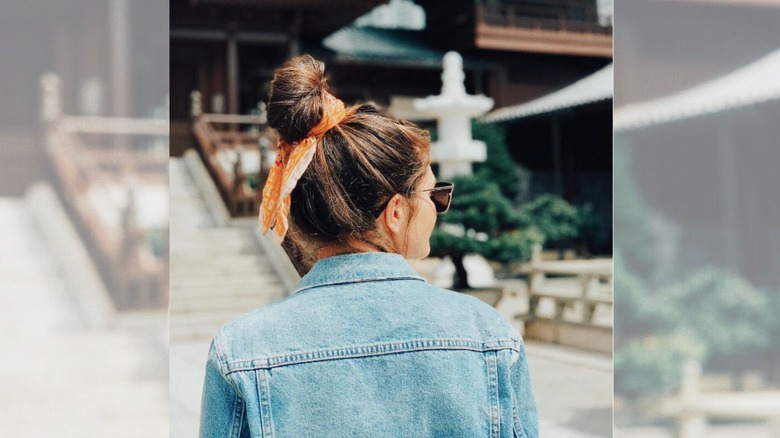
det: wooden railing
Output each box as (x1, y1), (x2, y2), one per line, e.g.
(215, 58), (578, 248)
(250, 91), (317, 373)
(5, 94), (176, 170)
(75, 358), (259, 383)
(192, 113), (276, 217)
(46, 115), (169, 310)
(190, 110), (315, 276)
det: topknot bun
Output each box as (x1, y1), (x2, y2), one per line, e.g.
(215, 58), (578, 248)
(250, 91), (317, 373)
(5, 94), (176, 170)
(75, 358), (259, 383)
(267, 55), (329, 144)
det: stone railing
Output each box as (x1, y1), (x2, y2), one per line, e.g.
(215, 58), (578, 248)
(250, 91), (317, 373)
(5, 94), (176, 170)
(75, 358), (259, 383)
(662, 360), (780, 437)
(507, 243), (612, 352)
(526, 243), (613, 324)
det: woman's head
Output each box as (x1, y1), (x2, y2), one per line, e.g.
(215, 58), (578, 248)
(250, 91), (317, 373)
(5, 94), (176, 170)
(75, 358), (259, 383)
(266, 55), (434, 265)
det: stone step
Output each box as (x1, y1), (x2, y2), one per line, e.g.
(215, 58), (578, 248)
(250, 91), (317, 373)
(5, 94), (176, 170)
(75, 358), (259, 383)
(170, 238), (258, 249)
(170, 246), (264, 258)
(169, 262), (277, 277)
(170, 278), (285, 297)
(171, 227), (254, 238)
(170, 278), (283, 298)
(169, 157), (289, 342)
(170, 234), (259, 249)
(170, 313), (258, 341)
(169, 293), (282, 314)
(169, 252), (271, 267)
(171, 324), (225, 342)
(174, 226), (254, 237)
(170, 256), (264, 266)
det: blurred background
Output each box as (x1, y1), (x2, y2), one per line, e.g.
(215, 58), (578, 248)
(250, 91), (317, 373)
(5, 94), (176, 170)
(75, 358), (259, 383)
(169, 0), (612, 437)
(0, 0), (169, 436)
(614, 0), (780, 436)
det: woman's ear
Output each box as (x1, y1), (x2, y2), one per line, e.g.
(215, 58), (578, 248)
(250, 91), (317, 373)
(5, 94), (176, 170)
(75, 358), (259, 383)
(381, 194), (408, 236)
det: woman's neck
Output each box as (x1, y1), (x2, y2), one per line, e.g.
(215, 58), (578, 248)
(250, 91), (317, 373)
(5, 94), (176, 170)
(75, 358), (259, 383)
(317, 237), (390, 260)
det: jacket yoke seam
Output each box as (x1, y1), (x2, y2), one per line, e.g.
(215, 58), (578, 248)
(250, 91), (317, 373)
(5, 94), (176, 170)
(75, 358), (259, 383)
(223, 338), (520, 374)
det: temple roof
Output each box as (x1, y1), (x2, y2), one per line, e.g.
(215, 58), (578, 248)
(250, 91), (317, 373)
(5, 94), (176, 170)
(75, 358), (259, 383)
(323, 25), (444, 66)
(614, 49), (780, 131)
(482, 63), (612, 123)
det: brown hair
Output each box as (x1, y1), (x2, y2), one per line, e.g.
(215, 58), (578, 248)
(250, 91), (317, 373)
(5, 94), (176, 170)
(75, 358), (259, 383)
(267, 55), (431, 267)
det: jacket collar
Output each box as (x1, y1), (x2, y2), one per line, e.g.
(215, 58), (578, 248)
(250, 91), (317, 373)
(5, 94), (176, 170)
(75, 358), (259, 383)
(295, 252), (426, 293)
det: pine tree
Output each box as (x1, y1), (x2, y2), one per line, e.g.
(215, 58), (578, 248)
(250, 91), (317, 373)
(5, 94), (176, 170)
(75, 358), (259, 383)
(429, 175), (542, 289)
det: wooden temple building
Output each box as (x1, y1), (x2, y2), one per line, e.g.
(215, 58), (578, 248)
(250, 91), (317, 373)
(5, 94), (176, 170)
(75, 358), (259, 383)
(171, 0), (613, 253)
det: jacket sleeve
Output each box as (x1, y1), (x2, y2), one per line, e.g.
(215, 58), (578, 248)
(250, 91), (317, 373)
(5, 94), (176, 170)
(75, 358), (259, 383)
(511, 342), (539, 438)
(199, 338), (249, 438)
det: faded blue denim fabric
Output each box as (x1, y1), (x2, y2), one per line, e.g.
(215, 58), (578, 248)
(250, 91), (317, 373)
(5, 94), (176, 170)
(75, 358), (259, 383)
(200, 252), (538, 438)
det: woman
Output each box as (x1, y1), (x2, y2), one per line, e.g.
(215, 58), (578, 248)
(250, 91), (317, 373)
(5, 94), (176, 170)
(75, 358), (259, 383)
(200, 55), (538, 438)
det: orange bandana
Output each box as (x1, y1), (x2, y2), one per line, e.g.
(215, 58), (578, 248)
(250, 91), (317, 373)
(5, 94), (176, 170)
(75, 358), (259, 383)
(259, 92), (347, 241)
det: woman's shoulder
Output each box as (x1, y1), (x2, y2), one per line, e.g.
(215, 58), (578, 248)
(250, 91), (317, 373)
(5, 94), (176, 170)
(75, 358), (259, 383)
(210, 281), (521, 364)
(422, 284), (519, 335)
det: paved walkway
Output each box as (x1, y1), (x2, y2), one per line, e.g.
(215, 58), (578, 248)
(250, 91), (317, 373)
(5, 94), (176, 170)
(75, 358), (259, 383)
(0, 185), (168, 437)
(527, 342), (612, 437)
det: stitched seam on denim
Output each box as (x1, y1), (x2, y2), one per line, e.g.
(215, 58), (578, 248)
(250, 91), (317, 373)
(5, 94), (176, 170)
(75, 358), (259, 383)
(230, 396), (244, 438)
(214, 333), (243, 395)
(214, 332), (228, 372)
(294, 275), (426, 294)
(256, 370), (274, 438)
(512, 349), (529, 438)
(487, 351), (500, 438)
(224, 338), (520, 374)
(512, 400), (525, 438)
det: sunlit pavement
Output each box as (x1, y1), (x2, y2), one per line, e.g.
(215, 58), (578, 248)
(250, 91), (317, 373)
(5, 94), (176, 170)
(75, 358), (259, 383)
(526, 341), (613, 437)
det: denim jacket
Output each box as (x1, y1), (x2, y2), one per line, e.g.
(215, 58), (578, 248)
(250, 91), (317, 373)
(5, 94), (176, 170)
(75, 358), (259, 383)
(200, 252), (538, 438)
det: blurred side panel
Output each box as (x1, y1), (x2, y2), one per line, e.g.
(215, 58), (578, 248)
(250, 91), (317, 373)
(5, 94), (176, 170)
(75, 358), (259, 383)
(0, 0), (169, 436)
(614, 0), (780, 436)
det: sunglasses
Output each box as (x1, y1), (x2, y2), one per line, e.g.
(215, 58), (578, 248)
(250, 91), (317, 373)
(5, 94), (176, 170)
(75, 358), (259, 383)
(373, 182), (454, 217)
(419, 182), (454, 214)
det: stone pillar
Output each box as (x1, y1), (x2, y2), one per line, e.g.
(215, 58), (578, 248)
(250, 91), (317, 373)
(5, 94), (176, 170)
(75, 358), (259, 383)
(677, 360), (706, 438)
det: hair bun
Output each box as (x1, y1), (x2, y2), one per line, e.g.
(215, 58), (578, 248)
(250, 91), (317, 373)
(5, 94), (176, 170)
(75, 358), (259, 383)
(267, 55), (329, 144)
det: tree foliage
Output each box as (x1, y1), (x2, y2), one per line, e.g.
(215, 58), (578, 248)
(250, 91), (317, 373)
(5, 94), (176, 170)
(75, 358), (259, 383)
(472, 121), (518, 200)
(429, 175), (542, 288)
(516, 194), (581, 244)
(613, 142), (776, 399)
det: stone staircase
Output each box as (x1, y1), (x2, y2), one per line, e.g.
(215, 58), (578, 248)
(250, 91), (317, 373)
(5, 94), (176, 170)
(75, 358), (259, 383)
(168, 157), (289, 342)
(169, 154), (292, 437)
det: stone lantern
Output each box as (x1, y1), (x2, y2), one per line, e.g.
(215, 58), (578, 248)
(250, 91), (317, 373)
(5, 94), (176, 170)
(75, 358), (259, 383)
(414, 52), (494, 179)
